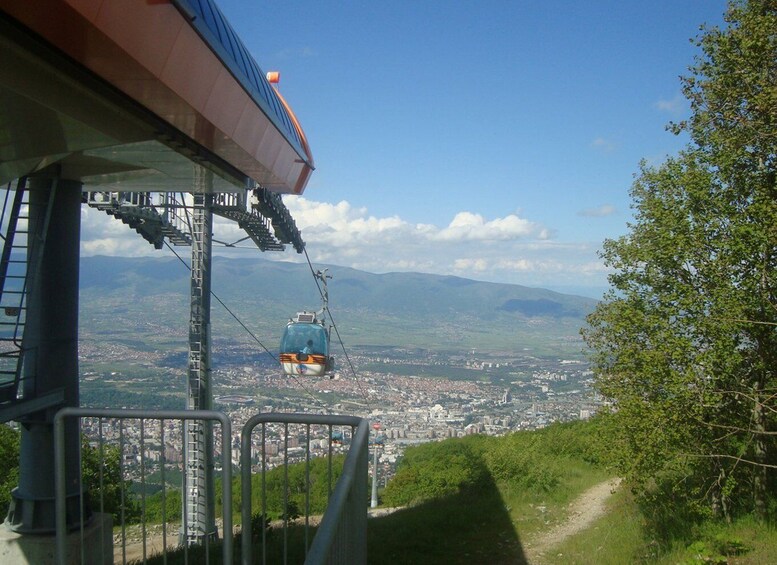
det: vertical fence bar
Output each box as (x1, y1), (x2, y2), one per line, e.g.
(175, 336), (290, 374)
(182, 420), (188, 565)
(160, 419), (168, 565)
(119, 419), (127, 564)
(240, 418), (252, 565)
(261, 422), (267, 564)
(54, 410), (67, 564)
(304, 423), (311, 555)
(78, 417), (86, 565)
(141, 418), (147, 562)
(283, 422), (289, 563)
(98, 418), (106, 565)
(328, 425), (333, 497)
(220, 415), (233, 565)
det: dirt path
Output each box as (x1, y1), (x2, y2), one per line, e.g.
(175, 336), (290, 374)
(524, 478), (622, 563)
(114, 523), (182, 564)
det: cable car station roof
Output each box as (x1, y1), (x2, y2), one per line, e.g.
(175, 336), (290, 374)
(0, 0), (314, 195)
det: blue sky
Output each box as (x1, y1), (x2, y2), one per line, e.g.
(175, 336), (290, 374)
(82, 0), (729, 297)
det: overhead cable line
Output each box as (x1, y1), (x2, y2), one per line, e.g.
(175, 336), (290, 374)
(303, 247), (372, 413)
(164, 241), (277, 360)
(163, 240), (332, 413)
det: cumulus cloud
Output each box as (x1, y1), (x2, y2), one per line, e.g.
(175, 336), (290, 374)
(284, 197), (608, 292)
(80, 208), (156, 257)
(453, 258), (489, 272)
(79, 196), (609, 295)
(286, 199), (543, 245)
(578, 204), (616, 218)
(433, 212), (538, 242)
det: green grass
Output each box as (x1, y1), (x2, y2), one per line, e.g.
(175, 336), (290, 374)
(502, 462), (613, 536)
(368, 483), (527, 564)
(366, 450), (613, 564)
(525, 488), (777, 565)
(134, 465), (607, 565)
(534, 487), (646, 565)
(127, 418), (777, 564)
(133, 487), (777, 565)
(653, 517), (777, 565)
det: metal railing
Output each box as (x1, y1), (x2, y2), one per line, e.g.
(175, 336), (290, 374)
(52, 409), (369, 564)
(305, 418), (369, 564)
(54, 408), (233, 564)
(240, 413), (369, 565)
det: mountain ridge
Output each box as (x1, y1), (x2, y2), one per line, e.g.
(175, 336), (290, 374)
(79, 255), (597, 355)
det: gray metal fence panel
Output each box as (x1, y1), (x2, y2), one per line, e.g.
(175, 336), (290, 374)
(240, 413), (368, 565)
(52, 409), (367, 565)
(54, 407), (232, 565)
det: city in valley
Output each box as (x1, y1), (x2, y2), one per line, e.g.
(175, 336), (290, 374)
(79, 337), (604, 486)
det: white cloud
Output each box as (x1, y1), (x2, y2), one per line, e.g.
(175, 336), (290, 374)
(453, 258), (489, 272)
(284, 197), (607, 292)
(433, 212), (538, 242)
(79, 197), (609, 296)
(655, 93), (686, 114)
(81, 237), (154, 257)
(578, 204), (616, 218)
(80, 208), (156, 257)
(287, 199), (543, 245)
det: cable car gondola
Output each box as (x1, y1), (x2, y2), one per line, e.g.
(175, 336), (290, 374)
(279, 270), (334, 377)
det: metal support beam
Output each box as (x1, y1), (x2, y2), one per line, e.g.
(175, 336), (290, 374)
(183, 190), (217, 545)
(5, 177), (83, 533)
(371, 444), (379, 509)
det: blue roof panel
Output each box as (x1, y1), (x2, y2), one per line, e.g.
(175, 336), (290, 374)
(174, 0), (307, 163)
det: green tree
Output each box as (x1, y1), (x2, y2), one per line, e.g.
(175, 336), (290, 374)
(583, 0), (777, 530)
(382, 437), (490, 507)
(0, 424), (20, 517)
(81, 438), (140, 523)
(239, 454), (346, 521)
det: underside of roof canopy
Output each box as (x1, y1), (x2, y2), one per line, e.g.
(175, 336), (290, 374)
(0, 0), (315, 195)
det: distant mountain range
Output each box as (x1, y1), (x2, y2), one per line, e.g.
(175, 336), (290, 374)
(79, 255), (598, 357)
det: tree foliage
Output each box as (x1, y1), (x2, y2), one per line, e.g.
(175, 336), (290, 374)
(382, 437), (491, 507)
(582, 0), (777, 531)
(0, 427), (136, 522)
(235, 454), (346, 521)
(81, 438), (141, 523)
(0, 424), (20, 518)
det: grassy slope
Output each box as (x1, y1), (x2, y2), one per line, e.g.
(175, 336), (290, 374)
(534, 488), (777, 565)
(369, 482), (777, 565)
(136, 418), (777, 564)
(368, 465), (612, 565)
(368, 420), (777, 564)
